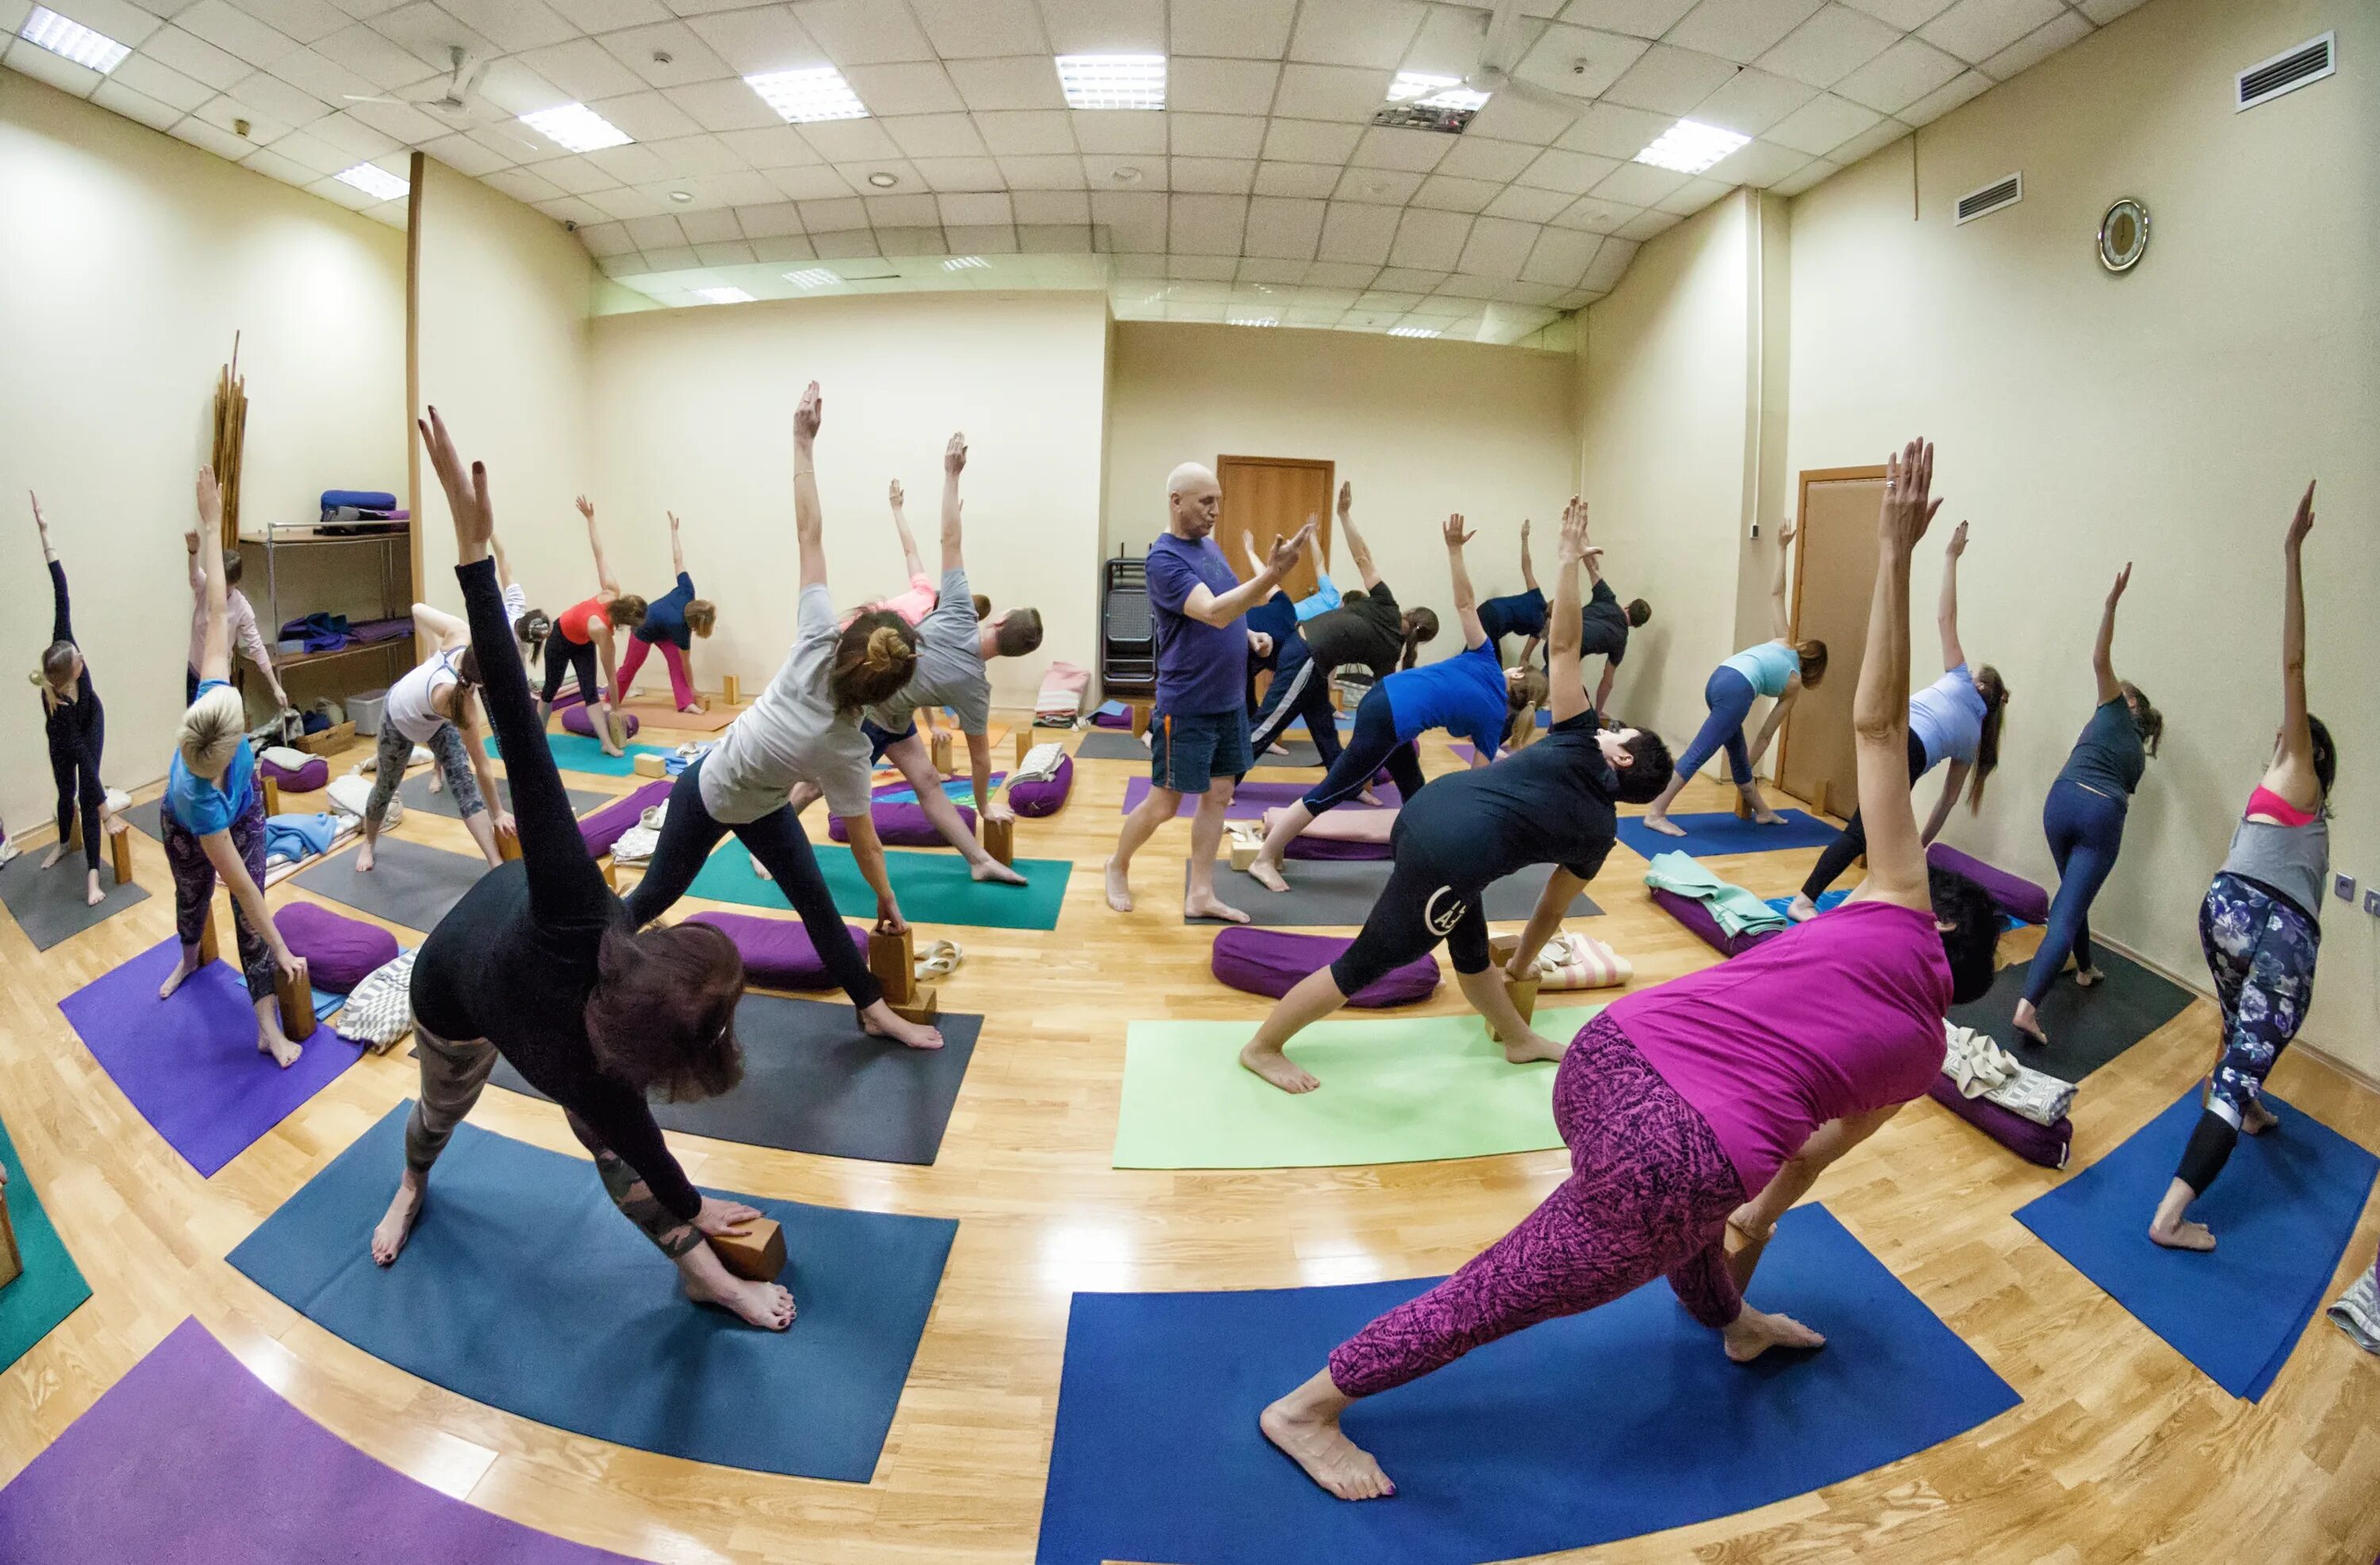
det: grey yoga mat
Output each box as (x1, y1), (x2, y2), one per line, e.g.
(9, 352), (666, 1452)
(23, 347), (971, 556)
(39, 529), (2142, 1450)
(397, 771), (607, 821)
(1076, 730), (1325, 767)
(290, 838), (492, 933)
(1181, 857), (1603, 926)
(0, 849), (149, 952)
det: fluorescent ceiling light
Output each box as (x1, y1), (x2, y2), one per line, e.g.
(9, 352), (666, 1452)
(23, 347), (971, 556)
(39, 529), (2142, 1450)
(333, 163), (409, 201)
(783, 267), (839, 289)
(1227, 315), (1279, 327)
(20, 6), (130, 72)
(693, 286), (755, 305)
(1384, 72), (1489, 113)
(1057, 54), (1165, 110)
(1389, 325), (1441, 338)
(746, 65), (868, 124)
(942, 255), (989, 271)
(520, 102), (633, 153)
(1633, 118), (1749, 175)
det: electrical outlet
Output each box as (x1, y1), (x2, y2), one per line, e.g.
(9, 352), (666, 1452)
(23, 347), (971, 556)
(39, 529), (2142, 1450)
(2364, 888), (2380, 919)
(2336, 872), (2358, 903)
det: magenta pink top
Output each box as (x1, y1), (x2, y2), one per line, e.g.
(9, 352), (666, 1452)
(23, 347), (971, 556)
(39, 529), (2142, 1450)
(1606, 898), (1951, 1195)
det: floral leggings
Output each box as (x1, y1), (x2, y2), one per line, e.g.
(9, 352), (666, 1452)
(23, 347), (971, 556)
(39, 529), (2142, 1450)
(159, 783), (273, 1003)
(1326, 1014), (1747, 1398)
(2199, 871), (2320, 1129)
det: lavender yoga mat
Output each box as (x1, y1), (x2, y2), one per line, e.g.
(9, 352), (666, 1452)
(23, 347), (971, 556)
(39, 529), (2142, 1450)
(59, 938), (363, 1177)
(1119, 778), (1399, 820)
(0, 1318), (647, 1565)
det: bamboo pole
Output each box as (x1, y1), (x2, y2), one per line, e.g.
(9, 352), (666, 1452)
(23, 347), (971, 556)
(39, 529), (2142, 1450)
(213, 333), (248, 550)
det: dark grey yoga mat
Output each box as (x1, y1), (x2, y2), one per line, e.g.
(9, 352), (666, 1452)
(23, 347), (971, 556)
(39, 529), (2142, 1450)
(290, 838), (492, 933)
(1076, 729), (1325, 766)
(0, 848), (149, 951)
(397, 771), (606, 821)
(1951, 946), (2195, 1084)
(1182, 857), (1602, 927)
(124, 797), (167, 842)
(488, 993), (982, 1166)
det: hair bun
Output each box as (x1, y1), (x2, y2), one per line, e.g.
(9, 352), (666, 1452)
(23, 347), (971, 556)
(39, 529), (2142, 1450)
(866, 624), (908, 672)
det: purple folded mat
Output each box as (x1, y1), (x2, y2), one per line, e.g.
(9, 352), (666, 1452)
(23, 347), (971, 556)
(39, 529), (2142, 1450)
(685, 912), (869, 990)
(59, 939), (363, 1178)
(1211, 926), (1437, 1007)
(1285, 831), (1392, 861)
(578, 779), (671, 857)
(829, 800), (973, 846)
(1925, 1076), (2071, 1168)
(0, 1317), (644, 1565)
(1649, 887), (1780, 959)
(1119, 777), (1399, 820)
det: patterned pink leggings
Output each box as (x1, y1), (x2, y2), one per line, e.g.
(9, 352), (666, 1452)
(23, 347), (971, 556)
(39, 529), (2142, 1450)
(1328, 1013), (1747, 1398)
(615, 635), (693, 708)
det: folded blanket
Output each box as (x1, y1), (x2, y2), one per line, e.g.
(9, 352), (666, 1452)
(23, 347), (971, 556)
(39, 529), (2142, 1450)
(347, 616), (415, 645)
(339, 948), (418, 1049)
(1642, 851), (1787, 938)
(1264, 806), (1394, 844)
(1533, 930), (1631, 990)
(280, 612), (351, 654)
(263, 811), (338, 866)
(324, 774), (386, 823)
(1013, 742), (1067, 784)
(2330, 1256), (2380, 1354)
(321, 489), (399, 512)
(1943, 1022), (2076, 1126)
(1035, 660), (1091, 722)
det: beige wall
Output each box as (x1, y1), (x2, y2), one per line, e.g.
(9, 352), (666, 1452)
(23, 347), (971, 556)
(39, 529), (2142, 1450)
(1783, 0), (2376, 1072)
(587, 291), (1111, 707)
(0, 76), (405, 830)
(1104, 322), (1578, 667)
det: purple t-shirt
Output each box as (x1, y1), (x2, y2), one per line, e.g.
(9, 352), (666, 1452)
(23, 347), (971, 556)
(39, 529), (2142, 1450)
(1145, 531), (1248, 716)
(1606, 898), (1951, 1195)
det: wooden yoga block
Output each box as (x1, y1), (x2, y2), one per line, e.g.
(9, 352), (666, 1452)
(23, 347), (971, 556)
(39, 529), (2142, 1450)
(708, 1216), (786, 1282)
(1724, 1217), (1771, 1293)
(1229, 840), (1260, 873)
(1732, 789), (1752, 820)
(262, 773), (282, 816)
(196, 901), (220, 965)
(720, 673), (741, 707)
(274, 956), (317, 1044)
(66, 812), (80, 852)
(109, 823), (135, 886)
(868, 926), (916, 1007)
(982, 814), (1014, 866)
(930, 729), (954, 775)
(1014, 730), (1031, 767)
(495, 822), (522, 862)
(1484, 934), (1541, 1045)
(0, 1194), (20, 1292)
(1128, 701), (1152, 738)
(601, 857), (619, 890)
(631, 753), (667, 777)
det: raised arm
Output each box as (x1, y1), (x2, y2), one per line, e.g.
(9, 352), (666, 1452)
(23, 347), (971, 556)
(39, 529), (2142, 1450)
(194, 470), (231, 685)
(1547, 498), (1596, 726)
(887, 475), (925, 581)
(793, 382), (827, 592)
(1241, 528), (1265, 580)
(2092, 563), (2129, 706)
(34, 494), (69, 644)
(1768, 518), (1797, 642)
(1517, 518), (1538, 595)
(1338, 481), (1383, 592)
(413, 600), (470, 651)
(491, 530), (516, 594)
(1180, 521), (1314, 626)
(1848, 439), (1941, 912)
(575, 495), (617, 597)
(2263, 481), (2320, 807)
(668, 510), (685, 576)
(1937, 520), (1967, 670)
(939, 432), (966, 577)
(1443, 512), (1486, 650)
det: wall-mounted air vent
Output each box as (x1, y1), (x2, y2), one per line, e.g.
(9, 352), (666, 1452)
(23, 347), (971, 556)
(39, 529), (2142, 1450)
(2237, 33), (2335, 112)
(1955, 173), (2021, 225)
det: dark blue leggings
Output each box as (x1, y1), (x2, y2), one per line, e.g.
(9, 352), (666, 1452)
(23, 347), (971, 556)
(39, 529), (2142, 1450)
(1247, 631), (1345, 770)
(1672, 666), (1759, 786)
(1302, 689), (1426, 815)
(2021, 778), (2128, 1006)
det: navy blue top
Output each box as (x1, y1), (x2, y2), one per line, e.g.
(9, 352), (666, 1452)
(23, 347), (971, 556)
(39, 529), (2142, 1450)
(635, 571), (697, 648)
(1146, 532), (1247, 715)
(2057, 696), (2145, 798)
(44, 561), (100, 742)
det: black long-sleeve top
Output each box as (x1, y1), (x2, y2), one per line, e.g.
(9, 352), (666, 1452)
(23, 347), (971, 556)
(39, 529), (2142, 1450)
(409, 556), (701, 1222)
(44, 561), (101, 744)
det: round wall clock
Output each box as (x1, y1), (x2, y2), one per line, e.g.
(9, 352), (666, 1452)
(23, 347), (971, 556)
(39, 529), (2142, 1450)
(2098, 198), (2150, 273)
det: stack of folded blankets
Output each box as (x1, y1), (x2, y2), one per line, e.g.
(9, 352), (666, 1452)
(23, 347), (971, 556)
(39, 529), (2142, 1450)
(1035, 660), (1090, 725)
(1927, 1021), (2078, 1169)
(320, 489), (409, 524)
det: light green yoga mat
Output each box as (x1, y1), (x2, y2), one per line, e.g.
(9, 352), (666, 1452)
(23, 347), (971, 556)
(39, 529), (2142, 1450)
(682, 838), (1073, 931)
(484, 732), (674, 777)
(0, 1109), (92, 1371)
(1113, 1006), (1602, 1169)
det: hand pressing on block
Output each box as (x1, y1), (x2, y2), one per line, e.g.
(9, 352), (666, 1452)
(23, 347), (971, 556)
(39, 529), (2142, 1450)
(707, 1214), (787, 1283)
(690, 1200), (794, 1328)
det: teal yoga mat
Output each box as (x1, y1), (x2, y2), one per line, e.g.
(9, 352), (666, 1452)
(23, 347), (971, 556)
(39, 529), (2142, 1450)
(0, 1110), (92, 1372)
(485, 732), (674, 777)
(684, 838), (1073, 931)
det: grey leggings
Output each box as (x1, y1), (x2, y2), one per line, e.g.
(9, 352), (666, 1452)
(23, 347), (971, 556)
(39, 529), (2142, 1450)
(367, 719), (483, 827)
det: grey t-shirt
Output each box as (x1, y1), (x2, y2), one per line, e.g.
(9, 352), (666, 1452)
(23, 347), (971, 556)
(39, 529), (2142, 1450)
(869, 567), (992, 735)
(701, 583), (872, 823)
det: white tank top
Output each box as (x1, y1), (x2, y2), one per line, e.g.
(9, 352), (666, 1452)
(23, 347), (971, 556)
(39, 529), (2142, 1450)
(386, 649), (463, 744)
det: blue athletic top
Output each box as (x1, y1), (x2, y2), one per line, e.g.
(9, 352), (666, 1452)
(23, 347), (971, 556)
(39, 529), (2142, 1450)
(1384, 640), (1507, 760)
(1721, 639), (1799, 698)
(636, 571), (697, 648)
(164, 681), (256, 835)
(1908, 663), (1988, 770)
(1146, 531), (1248, 715)
(2057, 696), (2144, 797)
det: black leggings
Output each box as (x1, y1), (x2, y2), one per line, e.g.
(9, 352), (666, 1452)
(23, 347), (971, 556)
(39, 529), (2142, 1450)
(1302, 689), (1426, 815)
(1802, 730), (1928, 900)
(1327, 843), (1491, 997)
(47, 708), (106, 873)
(1246, 635), (1345, 771)
(541, 635), (601, 709)
(624, 758), (883, 1010)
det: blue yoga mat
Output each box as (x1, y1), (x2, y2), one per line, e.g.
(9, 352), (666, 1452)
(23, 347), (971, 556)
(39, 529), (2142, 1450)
(2015, 1089), (2378, 1400)
(1617, 808), (1839, 859)
(228, 1104), (958, 1480)
(1037, 1204), (2018, 1564)
(485, 732), (672, 777)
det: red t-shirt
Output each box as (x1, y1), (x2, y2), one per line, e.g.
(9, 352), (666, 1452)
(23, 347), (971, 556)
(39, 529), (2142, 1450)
(557, 596), (610, 644)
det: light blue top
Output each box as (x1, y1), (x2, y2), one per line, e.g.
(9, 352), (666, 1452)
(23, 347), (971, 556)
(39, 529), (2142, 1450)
(1721, 639), (1800, 699)
(1908, 663), (1988, 770)
(163, 681), (257, 835)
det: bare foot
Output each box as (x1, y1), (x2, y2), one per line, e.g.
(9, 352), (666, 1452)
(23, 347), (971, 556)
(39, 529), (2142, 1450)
(1259, 1398), (1392, 1501)
(427, 772), (443, 793)
(2011, 999), (2048, 1048)
(372, 1175), (425, 1265)
(258, 1026), (302, 1069)
(1184, 893), (1250, 924)
(683, 1271), (797, 1330)
(1722, 1305), (1827, 1362)
(1641, 813), (1687, 838)
(2149, 1215), (2217, 1251)
(85, 871), (105, 907)
(1783, 894), (1820, 923)
(603, 745), (626, 759)
(2243, 1098), (2279, 1135)
(861, 1002), (945, 1050)
(1358, 788), (1381, 807)
(1751, 805), (1786, 826)
(355, 840), (377, 873)
(1247, 857), (1289, 893)
(969, 856), (1028, 886)
(1239, 1041), (1319, 1094)
(1500, 1028), (1567, 1065)
(38, 842), (64, 871)
(157, 952), (200, 999)
(2073, 965), (2105, 988)
(1104, 856), (1133, 912)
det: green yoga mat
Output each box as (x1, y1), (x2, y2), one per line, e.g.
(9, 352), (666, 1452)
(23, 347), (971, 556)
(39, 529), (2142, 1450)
(683, 838), (1073, 931)
(1113, 1006), (1601, 1169)
(484, 732), (673, 777)
(0, 1110), (93, 1371)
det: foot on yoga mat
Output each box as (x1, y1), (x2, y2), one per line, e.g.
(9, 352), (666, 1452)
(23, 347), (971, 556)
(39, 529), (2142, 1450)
(1036, 1204), (2017, 1565)
(0, 1110), (91, 1373)
(1115, 1009), (1600, 1169)
(1614, 809), (1839, 859)
(1180, 857), (1601, 927)
(685, 838), (1073, 931)
(1950, 948), (2193, 1084)
(2015, 1089), (2380, 1400)
(0, 847), (150, 953)
(398, 771), (606, 821)
(486, 731), (673, 777)
(0, 1318), (647, 1563)
(290, 838), (493, 934)
(228, 1104), (957, 1481)
(491, 992), (982, 1166)
(59, 939), (364, 1178)
(1119, 778), (1399, 820)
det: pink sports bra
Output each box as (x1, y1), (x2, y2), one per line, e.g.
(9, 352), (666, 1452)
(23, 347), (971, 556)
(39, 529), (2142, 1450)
(2244, 784), (2318, 827)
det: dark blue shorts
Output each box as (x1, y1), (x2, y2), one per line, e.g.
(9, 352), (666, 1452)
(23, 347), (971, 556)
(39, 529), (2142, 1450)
(1150, 708), (1252, 796)
(861, 718), (916, 763)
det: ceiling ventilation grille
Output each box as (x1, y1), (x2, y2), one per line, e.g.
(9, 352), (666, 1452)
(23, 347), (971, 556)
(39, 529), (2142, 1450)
(2237, 33), (2335, 111)
(1955, 173), (2021, 225)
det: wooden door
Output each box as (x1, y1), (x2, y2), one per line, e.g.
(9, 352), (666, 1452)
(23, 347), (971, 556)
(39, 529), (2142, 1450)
(1216, 455), (1334, 598)
(1778, 466), (1885, 820)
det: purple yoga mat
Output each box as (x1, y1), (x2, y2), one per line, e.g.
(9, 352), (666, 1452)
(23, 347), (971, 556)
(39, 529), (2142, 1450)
(59, 938), (363, 1178)
(1119, 777), (1399, 820)
(0, 1317), (643, 1564)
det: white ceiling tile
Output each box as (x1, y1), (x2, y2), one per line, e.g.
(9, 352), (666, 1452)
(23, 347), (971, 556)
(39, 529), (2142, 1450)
(795, 0), (936, 63)
(1705, 135), (1814, 185)
(517, 38), (646, 102)
(874, 223), (948, 255)
(235, 0), (350, 45)
(537, 152), (627, 191)
(1038, 0), (1165, 52)
(1599, 42), (1738, 113)
(265, 124), (358, 174)
(1371, 263), (1448, 289)
(594, 21), (735, 89)
(731, 199), (806, 236)
(240, 146), (320, 187)
(1665, 0), (1824, 64)
(1085, 153), (1164, 187)
(1838, 0), (1954, 32)
(1653, 173), (1729, 213)
(1511, 21), (1648, 102)
(1012, 187), (1089, 221)
(582, 184), (675, 217)
(1591, 159), (1685, 205)
(809, 228), (877, 255)
(1304, 259), (1380, 286)
(1492, 279), (1567, 305)
(367, 2), (497, 72)
(1243, 193), (1325, 257)
(947, 55), (1065, 110)
(798, 194), (866, 230)
(1434, 134), (1537, 181)
(864, 190), (939, 224)
(1978, 10), (2088, 81)
(1456, 214), (1536, 276)
(1409, 174), (1501, 212)
(471, 59), (570, 117)
(653, 167), (783, 204)
(1388, 205), (1469, 268)
(482, 166), (570, 205)
(1520, 225), (1600, 284)
(262, 45), (376, 105)
(844, 60), (965, 116)
(1614, 205), (1677, 239)
(973, 109), (1074, 155)
(1261, 116), (1361, 162)
(1171, 111), (1265, 157)
(1687, 66), (1818, 135)
(1518, 146), (1621, 193)
(89, 80), (179, 128)
(419, 128), (511, 175)
(936, 190), (1014, 224)
(1269, 62), (1393, 122)
(1763, 90), (1879, 153)
(1169, 191), (1247, 252)
(334, 93), (443, 141)
(768, 164), (855, 199)
(945, 221), (1020, 251)
(996, 152), (1088, 187)
(1832, 33), (1960, 111)
(306, 172), (379, 211)
(1071, 106), (1167, 152)
(190, 90), (293, 145)
(1556, 0), (1697, 37)
(1825, 113), (1907, 164)
(1168, 0), (1296, 59)
(1172, 155), (1255, 192)
(1580, 232), (1637, 285)
(2078, 0), (2144, 21)
(1919, 0), (2061, 64)
(624, 213), (687, 249)
(1331, 165), (1421, 203)
(691, 240), (758, 267)
(575, 218), (639, 255)
(170, 115), (262, 160)
(1482, 182), (1572, 221)
(1251, 159), (1340, 197)
(307, 109), (406, 157)
(674, 205), (743, 244)
(665, 77), (785, 131)
(1552, 98), (1672, 157)
(647, 131), (747, 176)
(591, 88), (702, 142)
(1402, 3), (1512, 75)
(587, 140), (671, 182)
(470, 121), (563, 164)
(1288, 0), (1427, 71)
(882, 110), (988, 157)
(1318, 199), (1399, 263)
(1237, 256), (1307, 283)
(1431, 272), (1499, 300)
(909, 0), (1047, 59)
(685, 7), (827, 75)
(1092, 188), (1169, 247)
(109, 54), (219, 113)
(1350, 124), (1450, 172)
(800, 116), (902, 160)
(1165, 255), (1236, 280)
(1898, 66), (1988, 122)
(912, 154), (1005, 190)
(436, 0), (575, 53)
(1169, 55), (1280, 115)
(143, 23), (263, 89)
(1756, 4), (1899, 86)
(1458, 90), (1581, 147)
(550, 0), (670, 29)
(832, 156), (920, 190)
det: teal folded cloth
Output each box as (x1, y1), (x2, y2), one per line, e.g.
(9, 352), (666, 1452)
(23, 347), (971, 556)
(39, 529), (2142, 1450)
(1642, 850), (1787, 938)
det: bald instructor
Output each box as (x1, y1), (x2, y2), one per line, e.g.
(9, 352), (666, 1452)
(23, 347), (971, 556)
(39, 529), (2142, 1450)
(1107, 462), (1313, 923)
